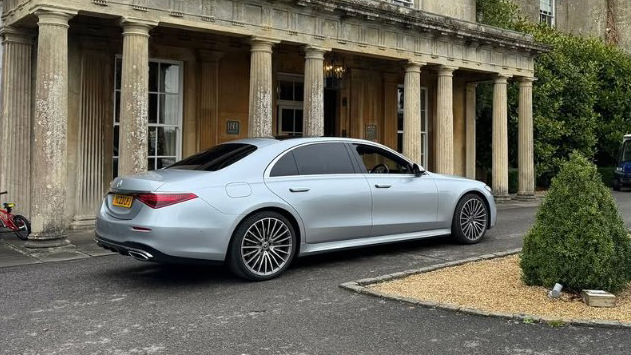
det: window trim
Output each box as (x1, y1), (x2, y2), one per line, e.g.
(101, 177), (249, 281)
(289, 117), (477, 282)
(113, 56), (184, 176)
(539, 0), (555, 27)
(264, 140), (417, 178)
(277, 73), (305, 136)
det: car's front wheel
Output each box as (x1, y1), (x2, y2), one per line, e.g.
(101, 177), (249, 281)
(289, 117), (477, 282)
(228, 211), (296, 281)
(613, 178), (621, 191)
(451, 194), (488, 244)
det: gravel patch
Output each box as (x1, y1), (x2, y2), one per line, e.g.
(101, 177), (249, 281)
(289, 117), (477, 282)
(370, 255), (631, 324)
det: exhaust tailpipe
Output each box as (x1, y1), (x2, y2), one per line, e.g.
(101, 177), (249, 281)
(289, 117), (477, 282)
(128, 250), (153, 261)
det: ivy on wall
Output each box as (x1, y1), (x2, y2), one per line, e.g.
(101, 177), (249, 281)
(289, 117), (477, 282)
(476, 0), (631, 187)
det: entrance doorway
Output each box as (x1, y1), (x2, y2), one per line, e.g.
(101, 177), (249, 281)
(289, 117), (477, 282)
(323, 88), (338, 137)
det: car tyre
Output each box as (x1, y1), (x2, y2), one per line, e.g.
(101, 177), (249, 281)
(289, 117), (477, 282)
(228, 211), (297, 281)
(451, 194), (488, 244)
(613, 178), (621, 191)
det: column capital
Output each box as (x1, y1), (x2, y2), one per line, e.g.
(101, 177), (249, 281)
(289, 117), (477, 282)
(437, 65), (458, 77)
(251, 37), (280, 53)
(1, 27), (34, 45)
(494, 74), (511, 84)
(517, 76), (536, 86)
(34, 7), (77, 27)
(120, 18), (158, 37)
(466, 82), (478, 90)
(404, 60), (426, 73)
(304, 46), (328, 59)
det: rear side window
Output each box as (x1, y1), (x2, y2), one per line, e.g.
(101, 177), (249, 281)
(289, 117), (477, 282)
(292, 143), (355, 175)
(167, 143), (257, 171)
(270, 152), (299, 177)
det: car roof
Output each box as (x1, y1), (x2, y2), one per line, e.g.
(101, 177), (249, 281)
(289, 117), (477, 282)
(225, 137), (374, 148)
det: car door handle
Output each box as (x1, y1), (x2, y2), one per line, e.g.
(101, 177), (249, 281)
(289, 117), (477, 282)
(289, 187), (310, 193)
(375, 184), (392, 189)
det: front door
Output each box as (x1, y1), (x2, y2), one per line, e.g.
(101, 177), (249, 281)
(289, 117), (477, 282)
(265, 142), (373, 243)
(349, 143), (439, 236)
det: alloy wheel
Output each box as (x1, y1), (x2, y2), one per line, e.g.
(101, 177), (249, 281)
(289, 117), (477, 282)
(241, 217), (293, 277)
(459, 198), (488, 241)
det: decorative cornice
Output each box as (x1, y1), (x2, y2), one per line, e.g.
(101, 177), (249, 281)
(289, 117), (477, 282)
(303, 0), (548, 54)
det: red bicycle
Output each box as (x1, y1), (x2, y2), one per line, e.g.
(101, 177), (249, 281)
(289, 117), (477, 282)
(0, 191), (30, 240)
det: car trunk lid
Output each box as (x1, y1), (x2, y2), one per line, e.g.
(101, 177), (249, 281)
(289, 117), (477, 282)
(105, 170), (207, 220)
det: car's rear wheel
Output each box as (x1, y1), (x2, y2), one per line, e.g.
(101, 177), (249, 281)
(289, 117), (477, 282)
(451, 194), (488, 244)
(228, 211), (296, 281)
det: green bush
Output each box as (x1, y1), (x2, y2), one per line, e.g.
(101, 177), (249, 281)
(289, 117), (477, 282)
(597, 167), (616, 187)
(520, 153), (631, 293)
(476, 1), (631, 188)
(508, 168), (519, 194)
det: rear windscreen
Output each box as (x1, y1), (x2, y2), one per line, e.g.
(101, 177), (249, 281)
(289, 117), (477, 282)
(167, 144), (257, 171)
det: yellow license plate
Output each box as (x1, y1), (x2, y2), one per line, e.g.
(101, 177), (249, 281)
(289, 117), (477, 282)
(112, 194), (133, 208)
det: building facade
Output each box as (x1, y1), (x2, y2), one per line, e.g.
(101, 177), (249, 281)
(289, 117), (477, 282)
(0, 0), (543, 246)
(515, 0), (631, 52)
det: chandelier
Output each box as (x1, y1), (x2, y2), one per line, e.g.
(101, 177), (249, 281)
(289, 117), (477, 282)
(324, 53), (345, 89)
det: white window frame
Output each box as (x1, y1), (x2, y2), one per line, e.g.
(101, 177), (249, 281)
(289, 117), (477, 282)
(277, 73), (304, 136)
(113, 56), (184, 177)
(539, 0), (555, 27)
(397, 85), (428, 168)
(391, 0), (414, 8)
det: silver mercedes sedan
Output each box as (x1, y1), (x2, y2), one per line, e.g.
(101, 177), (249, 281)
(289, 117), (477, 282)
(96, 137), (496, 280)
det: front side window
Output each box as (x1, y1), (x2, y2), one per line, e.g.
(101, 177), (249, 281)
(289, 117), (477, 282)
(292, 143), (355, 175)
(167, 143), (256, 171)
(353, 144), (412, 174)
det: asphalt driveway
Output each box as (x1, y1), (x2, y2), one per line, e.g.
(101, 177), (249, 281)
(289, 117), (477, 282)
(0, 192), (630, 355)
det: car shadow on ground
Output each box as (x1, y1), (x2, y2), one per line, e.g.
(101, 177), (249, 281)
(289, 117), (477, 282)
(97, 236), (459, 287)
(292, 235), (456, 269)
(99, 260), (236, 287)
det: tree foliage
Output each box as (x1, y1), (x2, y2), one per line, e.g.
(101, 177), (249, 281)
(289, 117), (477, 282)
(476, 0), (631, 187)
(520, 153), (631, 292)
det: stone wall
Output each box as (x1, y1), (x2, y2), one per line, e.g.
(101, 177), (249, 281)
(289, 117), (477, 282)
(614, 0), (631, 52)
(421, 0), (476, 22)
(555, 0), (607, 40)
(513, 0), (631, 52)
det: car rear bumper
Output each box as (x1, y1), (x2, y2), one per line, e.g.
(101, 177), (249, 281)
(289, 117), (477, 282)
(95, 234), (222, 265)
(95, 198), (238, 262)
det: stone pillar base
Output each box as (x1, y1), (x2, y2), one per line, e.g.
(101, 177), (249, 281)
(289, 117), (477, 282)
(515, 193), (537, 201)
(494, 194), (511, 203)
(25, 235), (71, 249)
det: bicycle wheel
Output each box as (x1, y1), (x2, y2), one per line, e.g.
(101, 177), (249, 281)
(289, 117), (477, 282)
(12, 215), (31, 240)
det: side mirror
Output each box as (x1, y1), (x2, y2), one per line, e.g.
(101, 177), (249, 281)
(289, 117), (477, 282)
(413, 163), (424, 177)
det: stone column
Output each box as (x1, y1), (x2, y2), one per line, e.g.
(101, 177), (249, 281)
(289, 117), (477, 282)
(28, 9), (76, 247)
(303, 46), (326, 137)
(0, 27), (33, 218)
(118, 19), (156, 176)
(402, 61), (424, 164)
(436, 65), (457, 175)
(465, 83), (477, 180)
(517, 77), (536, 200)
(492, 75), (510, 201)
(248, 38), (277, 137)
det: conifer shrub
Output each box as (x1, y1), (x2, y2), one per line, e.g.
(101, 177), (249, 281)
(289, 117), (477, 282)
(520, 153), (631, 293)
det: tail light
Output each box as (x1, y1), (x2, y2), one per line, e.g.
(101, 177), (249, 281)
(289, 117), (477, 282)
(135, 193), (197, 209)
